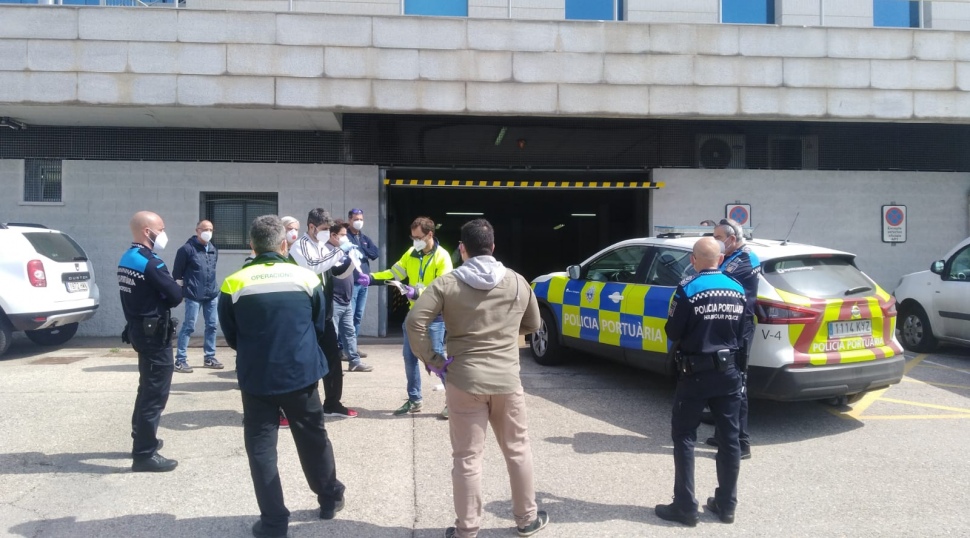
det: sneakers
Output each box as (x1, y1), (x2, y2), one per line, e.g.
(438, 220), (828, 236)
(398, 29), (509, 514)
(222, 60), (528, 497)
(174, 360), (193, 373)
(132, 453), (178, 473)
(279, 416), (289, 428)
(705, 437), (752, 460)
(706, 497), (736, 524)
(319, 497), (345, 520)
(324, 406), (358, 418)
(204, 357), (224, 369)
(440, 405), (449, 420)
(348, 363), (374, 372)
(393, 400), (423, 415)
(516, 510), (549, 536)
(251, 521), (289, 538)
(358, 350), (368, 358)
(444, 528), (457, 538)
(655, 503), (699, 527)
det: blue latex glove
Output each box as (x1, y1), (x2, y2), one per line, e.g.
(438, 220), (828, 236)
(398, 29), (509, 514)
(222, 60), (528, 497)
(357, 274), (371, 286)
(426, 355), (454, 380)
(339, 241), (355, 252)
(403, 285), (417, 300)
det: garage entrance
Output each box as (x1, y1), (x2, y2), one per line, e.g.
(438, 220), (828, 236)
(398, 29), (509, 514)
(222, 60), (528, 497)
(381, 168), (660, 330)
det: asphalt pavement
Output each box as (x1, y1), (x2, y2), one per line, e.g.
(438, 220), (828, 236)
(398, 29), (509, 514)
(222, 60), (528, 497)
(1, 334), (969, 537)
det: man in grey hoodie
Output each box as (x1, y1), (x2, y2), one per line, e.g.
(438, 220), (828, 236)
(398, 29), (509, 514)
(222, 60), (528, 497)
(406, 219), (548, 538)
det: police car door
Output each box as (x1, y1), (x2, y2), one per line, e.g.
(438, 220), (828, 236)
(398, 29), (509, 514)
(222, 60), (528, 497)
(937, 243), (970, 340)
(565, 245), (650, 362)
(623, 246), (693, 373)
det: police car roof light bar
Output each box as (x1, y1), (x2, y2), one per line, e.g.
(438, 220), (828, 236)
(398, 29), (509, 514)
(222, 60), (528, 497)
(654, 225), (753, 239)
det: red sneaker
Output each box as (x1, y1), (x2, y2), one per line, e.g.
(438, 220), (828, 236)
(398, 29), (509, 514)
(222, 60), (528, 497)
(324, 407), (358, 418)
(279, 416), (290, 428)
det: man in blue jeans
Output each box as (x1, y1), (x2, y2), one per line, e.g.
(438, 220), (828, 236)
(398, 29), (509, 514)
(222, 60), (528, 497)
(172, 220), (223, 372)
(346, 208), (379, 355)
(325, 221), (372, 373)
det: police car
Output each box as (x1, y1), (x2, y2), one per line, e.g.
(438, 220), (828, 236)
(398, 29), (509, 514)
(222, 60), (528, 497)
(529, 227), (904, 402)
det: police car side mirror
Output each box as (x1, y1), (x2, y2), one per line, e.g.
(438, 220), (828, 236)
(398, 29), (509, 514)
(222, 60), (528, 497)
(567, 265), (581, 280)
(930, 260), (944, 275)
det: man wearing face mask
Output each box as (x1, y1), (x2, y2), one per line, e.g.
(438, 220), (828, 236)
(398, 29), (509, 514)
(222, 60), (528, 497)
(172, 220), (222, 373)
(346, 209), (379, 357)
(358, 216), (452, 416)
(706, 218), (761, 460)
(324, 221), (372, 373)
(290, 209), (358, 418)
(118, 211), (183, 472)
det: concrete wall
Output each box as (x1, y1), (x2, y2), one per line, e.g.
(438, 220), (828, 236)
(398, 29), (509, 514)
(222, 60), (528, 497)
(0, 159), (382, 337)
(3, 6), (970, 125)
(650, 168), (970, 292)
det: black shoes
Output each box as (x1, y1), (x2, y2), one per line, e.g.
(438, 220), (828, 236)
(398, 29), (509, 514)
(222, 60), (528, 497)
(320, 498), (344, 520)
(444, 528), (457, 538)
(251, 521), (289, 538)
(705, 437), (752, 459)
(516, 510), (549, 536)
(706, 497), (736, 524)
(132, 453), (178, 473)
(655, 503), (699, 527)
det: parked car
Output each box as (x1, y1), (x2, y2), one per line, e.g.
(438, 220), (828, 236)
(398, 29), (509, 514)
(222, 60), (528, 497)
(0, 223), (100, 356)
(894, 236), (970, 352)
(529, 228), (904, 402)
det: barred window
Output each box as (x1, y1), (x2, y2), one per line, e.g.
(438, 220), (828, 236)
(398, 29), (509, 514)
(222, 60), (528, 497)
(24, 159), (62, 203)
(200, 192), (278, 251)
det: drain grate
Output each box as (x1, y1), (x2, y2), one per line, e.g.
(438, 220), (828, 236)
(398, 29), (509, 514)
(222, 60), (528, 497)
(30, 356), (86, 365)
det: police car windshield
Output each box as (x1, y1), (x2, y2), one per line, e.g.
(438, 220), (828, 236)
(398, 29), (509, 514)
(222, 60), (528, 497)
(762, 256), (874, 299)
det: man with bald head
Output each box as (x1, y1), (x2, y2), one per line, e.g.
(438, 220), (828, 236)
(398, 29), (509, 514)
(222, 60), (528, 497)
(655, 237), (746, 527)
(118, 211), (183, 472)
(173, 219), (222, 372)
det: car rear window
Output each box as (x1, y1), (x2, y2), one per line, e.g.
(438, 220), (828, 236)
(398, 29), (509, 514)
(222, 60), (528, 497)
(22, 232), (88, 262)
(762, 255), (875, 299)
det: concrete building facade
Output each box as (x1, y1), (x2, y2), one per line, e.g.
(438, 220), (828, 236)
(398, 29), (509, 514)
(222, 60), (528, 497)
(1, 4), (969, 336)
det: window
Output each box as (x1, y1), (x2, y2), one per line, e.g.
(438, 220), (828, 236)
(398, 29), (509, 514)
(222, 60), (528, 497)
(200, 192), (278, 251)
(874, 0), (920, 28)
(644, 247), (692, 287)
(722, 0), (775, 24)
(24, 159), (62, 203)
(584, 246), (649, 284)
(566, 0), (624, 21)
(404, 0), (467, 17)
(762, 256), (875, 299)
(946, 246), (970, 281)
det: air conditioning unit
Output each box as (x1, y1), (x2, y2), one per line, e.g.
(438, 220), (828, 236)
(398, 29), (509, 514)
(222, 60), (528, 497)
(696, 135), (746, 169)
(769, 135), (818, 170)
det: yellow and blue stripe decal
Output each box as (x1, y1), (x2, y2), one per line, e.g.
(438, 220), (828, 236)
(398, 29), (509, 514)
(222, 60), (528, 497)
(533, 276), (676, 354)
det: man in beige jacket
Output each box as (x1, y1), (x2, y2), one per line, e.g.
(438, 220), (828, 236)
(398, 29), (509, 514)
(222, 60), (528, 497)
(406, 219), (548, 538)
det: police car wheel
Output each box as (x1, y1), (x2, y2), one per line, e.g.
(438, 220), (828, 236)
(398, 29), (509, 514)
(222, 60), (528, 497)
(531, 308), (566, 366)
(0, 317), (12, 357)
(899, 304), (938, 353)
(24, 323), (79, 347)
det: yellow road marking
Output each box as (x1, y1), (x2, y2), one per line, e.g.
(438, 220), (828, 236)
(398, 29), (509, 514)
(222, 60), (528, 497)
(903, 353), (929, 376)
(877, 397), (970, 414)
(910, 363), (970, 375)
(829, 354), (926, 420)
(901, 378), (970, 391)
(855, 415), (970, 420)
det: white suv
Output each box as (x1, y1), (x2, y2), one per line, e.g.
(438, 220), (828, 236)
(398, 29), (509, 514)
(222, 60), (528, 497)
(0, 223), (100, 356)
(894, 236), (970, 352)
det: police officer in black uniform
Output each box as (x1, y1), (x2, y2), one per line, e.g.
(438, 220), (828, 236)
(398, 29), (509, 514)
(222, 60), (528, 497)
(656, 237), (745, 527)
(706, 218), (761, 458)
(118, 211), (183, 472)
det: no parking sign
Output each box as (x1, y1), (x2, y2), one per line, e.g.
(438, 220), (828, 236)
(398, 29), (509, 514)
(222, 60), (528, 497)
(725, 204), (752, 229)
(882, 205), (906, 243)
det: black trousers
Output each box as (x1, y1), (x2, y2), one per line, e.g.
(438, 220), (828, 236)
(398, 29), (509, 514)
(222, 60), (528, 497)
(242, 383), (345, 534)
(671, 364), (743, 512)
(319, 320), (344, 411)
(129, 324), (174, 460)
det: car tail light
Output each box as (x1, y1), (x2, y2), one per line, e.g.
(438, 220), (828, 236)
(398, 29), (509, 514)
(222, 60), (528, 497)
(756, 299), (820, 324)
(27, 259), (47, 287)
(882, 297), (897, 317)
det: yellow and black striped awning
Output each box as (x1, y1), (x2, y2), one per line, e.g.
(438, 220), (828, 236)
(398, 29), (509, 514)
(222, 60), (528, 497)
(383, 179), (664, 189)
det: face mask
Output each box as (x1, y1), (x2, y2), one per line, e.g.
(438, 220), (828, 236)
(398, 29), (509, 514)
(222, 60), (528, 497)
(316, 230), (329, 243)
(286, 229), (299, 244)
(338, 235), (350, 246)
(352, 220), (364, 231)
(150, 230), (168, 251)
(715, 240), (726, 254)
(413, 239), (427, 251)
(200, 230), (213, 243)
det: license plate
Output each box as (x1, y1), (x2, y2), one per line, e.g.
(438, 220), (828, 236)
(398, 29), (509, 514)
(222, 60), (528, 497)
(66, 282), (88, 293)
(828, 320), (871, 339)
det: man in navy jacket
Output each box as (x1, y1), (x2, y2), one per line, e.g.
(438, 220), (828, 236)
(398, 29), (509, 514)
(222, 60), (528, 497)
(172, 220), (222, 372)
(346, 208), (379, 352)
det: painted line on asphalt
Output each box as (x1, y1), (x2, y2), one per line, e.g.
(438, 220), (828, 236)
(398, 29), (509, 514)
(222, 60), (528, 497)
(914, 362), (970, 375)
(856, 414), (970, 420)
(877, 397), (970, 415)
(901, 378), (970, 391)
(829, 354), (926, 420)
